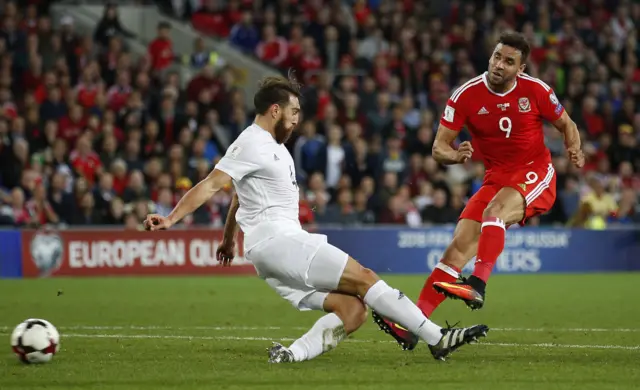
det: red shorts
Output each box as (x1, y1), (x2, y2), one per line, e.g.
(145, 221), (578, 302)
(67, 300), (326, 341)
(460, 163), (556, 226)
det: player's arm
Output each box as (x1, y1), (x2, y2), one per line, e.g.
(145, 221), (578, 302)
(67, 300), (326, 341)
(538, 86), (585, 168)
(551, 111), (584, 167)
(433, 93), (472, 165)
(222, 193), (240, 244)
(167, 168), (232, 226)
(432, 124), (474, 165)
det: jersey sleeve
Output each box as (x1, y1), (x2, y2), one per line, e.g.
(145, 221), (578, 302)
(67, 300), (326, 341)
(214, 141), (262, 181)
(439, 94), (469, 131)
(537, 86), (564, 122)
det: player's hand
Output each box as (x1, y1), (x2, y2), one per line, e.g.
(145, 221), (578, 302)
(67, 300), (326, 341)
(456, 141), (474, 163)
(143, 214), (173, 231)
(567, 147), (585, 168)
(216, 240), (235, 267)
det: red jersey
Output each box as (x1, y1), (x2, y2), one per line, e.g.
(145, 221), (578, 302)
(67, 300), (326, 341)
(106, 85), (132, 112)
(256, 38), (288, 66)
(76, 83), (100, 109)
(440, 72), (564, 172)
(58, 115), (87, 145)
(70, 150), (102, 185)
(25, 200), (56, 225)
(148, 38), (174, 71)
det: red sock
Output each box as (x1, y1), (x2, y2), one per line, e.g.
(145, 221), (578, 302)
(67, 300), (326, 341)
(472, 217), (506, 282)
(417, 263), (461, 316)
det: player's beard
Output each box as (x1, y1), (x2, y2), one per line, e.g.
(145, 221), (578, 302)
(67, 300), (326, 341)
(488, 69), (505, 85)
(274, 117), (294, 144)
(488, 67), (514, 89)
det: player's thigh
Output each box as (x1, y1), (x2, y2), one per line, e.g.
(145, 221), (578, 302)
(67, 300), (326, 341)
(460, 185), (498, 223)
(246, 231), (330, 287)
(246, 233), (324, 311)
(264, 277), (328, 311)
(484, 187), (526, 224)
(489, 163), (556, 225)
(305, 239), (350, 292)
(442, 218), (481, 269)
(246, 232), (351, 310)
(520, 164), (557, 225)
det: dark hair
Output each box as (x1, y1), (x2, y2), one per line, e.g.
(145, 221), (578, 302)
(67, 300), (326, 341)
(498, 31), (530, 64)
(254, 71), (302, 115)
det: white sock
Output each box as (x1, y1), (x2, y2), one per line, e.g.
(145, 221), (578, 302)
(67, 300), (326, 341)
(363, 280), (442, 345)
(288, 313), (346, 362)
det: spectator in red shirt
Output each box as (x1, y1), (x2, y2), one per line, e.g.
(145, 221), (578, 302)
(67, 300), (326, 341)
(0, 187), (30, 226)
(75, 66), (103, 109)
(148, 21), (174, 73)
(106, 70), (132, 112)
(296, 37), (323, 83)
(299, 189), (315, 226)
(25, 180), (59, 226)
(256, 24), (288, 67)
(379, 195), (408, 225)
(285, 24), (304, 67)
(58, 104), (86, 146)
(580, 96), (605, 137)
(22, 52), (43, 92)
(186, 65), (219, 102)
(110, 158), (128, 196)
(70, 134), (102, 185)
(191, 0), (231, 37)
(20, 5), (40, 35)
(33, 70), (57, 104)
(353, 0), (371, 26)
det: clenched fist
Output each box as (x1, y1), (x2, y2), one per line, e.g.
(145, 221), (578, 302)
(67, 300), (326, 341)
(456, 141), (474, 163)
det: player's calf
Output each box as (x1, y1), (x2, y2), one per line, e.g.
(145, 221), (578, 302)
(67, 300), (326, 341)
(272, 293), (366, 363)
(324, 293), (368, 334)
(473, 188), (523, 288)
(436, 187), (525, 310)
(419, 226), (477, 315)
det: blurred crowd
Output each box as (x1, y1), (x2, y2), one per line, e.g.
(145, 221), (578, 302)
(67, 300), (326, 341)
(0, 0), (638, 231)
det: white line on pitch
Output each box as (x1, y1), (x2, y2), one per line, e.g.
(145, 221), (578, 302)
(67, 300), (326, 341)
(1, 325), (640, 332)
(0, 333), (640, 351)
(2, 332), (639, 351)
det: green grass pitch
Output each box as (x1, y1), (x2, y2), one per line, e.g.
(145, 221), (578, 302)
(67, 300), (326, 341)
(1, 274), (639, 390)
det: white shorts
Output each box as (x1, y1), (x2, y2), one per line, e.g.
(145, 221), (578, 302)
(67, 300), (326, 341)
(245, 230), (349, 311)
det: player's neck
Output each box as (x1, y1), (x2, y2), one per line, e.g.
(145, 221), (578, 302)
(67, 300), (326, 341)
(487, 78), (516, 94)
(253, 115), (276, 140)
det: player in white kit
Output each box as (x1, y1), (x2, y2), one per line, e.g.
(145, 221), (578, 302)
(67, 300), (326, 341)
(144, 74), (489, 363)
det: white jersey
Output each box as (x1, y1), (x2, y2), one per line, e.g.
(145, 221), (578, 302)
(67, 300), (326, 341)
(215, 124), (301, 250)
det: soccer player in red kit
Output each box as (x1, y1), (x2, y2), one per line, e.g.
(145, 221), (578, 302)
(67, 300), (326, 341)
(373, 31), (585, 351)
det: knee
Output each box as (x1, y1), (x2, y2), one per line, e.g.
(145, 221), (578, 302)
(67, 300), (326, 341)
(339, 257), (381, 297)
(355, 267), (380, 297)
(483, 199), (505, 219)
(331, 296), (368, 334)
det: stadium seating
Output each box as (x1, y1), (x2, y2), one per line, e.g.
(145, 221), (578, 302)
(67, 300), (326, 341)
(0, 0), (638, 230)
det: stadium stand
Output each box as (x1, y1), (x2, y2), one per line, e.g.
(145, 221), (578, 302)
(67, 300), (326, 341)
(0, 0), (638, 231)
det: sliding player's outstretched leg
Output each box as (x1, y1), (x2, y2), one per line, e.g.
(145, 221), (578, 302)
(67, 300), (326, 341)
(339, 257), (489, 361)
(268, 292), (367, 363)
(373, 219), (481, 348)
